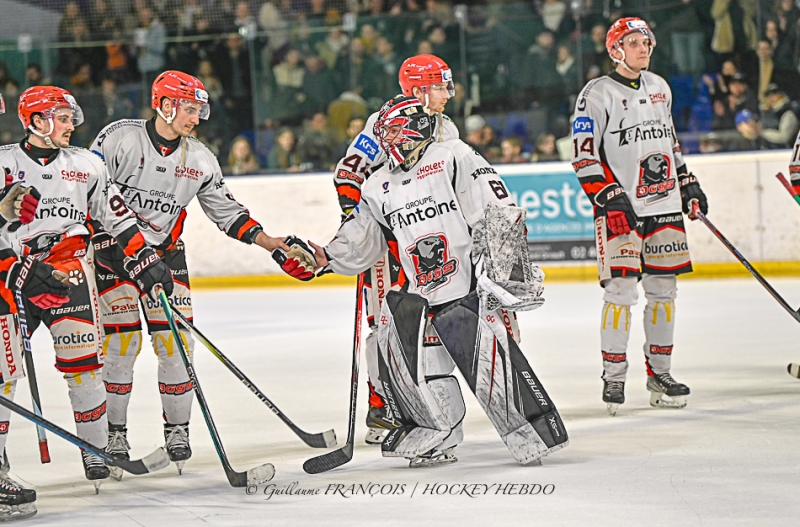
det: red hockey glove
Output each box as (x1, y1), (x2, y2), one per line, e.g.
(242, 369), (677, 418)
(272, 236), (316, 281)
(595, 183), (637, 236)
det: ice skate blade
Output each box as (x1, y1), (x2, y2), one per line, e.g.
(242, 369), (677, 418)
(364, 427), (388, 445)
(175, 461), (185, 475)
(408, 455), (458, 468)
(109, 466), (123, 481)
(0, 503), (37, 522)
(606, 402), (619, 416)
(649, 392), (687, 409)
(92, 480), (102, 494)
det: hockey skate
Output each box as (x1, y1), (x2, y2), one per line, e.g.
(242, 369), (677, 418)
(0, 473), (37, 522)
(647, 373), (690, 409)
(81, 450), (110, 494)
(106, 424), (130, 481)
(602, 380), (625, 416)
(408, 447), (458, 468)
(365, 405), (399, 445)
(164, 423), (191, 475)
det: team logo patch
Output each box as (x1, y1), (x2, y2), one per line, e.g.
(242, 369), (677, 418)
(354, 134), (379, 161)
(636, 153), (675, 204)
(74, 401), (107, 423)
(602, 351), (627, 363)
(572, 116), (593, 134)
(159, 381), (194, 395)
(406, 233), (459, 294)
(649, 345), (673, 355)
(104, 381), (133, 395)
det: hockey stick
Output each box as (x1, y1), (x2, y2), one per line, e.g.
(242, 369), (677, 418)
(692, 201), (800, 323)
(0, 393), (168, 474)
(776, 172), (800, 207)
(303, 273), (364, 474)
(169, 307), (336, 449)
(157, 287), (275, 487)
(14, 290), (50, 464)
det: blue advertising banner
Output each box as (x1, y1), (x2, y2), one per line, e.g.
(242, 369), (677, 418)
(498, 163), (597, 262)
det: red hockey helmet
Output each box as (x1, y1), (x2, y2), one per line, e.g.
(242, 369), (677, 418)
(151, 70), (210, 121)
(17, 86), (84, 131)
(605, 17), (656, 58)
(398, 54), (455, 98)
(374, 96), (434, 171)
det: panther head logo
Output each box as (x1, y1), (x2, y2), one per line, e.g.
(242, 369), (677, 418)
(406, 234), (458, 294)
(636, 152), (674, 204)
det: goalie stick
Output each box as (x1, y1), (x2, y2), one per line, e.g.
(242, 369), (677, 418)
(303, 274), (364, 474)
(0, 393), (168, 475)
(157, 287), (275, 487)
(14, 290), (50, 464)
(692, 201), (800, 323)
(776, 172), (800, 206)
(169, 306), (336, 449)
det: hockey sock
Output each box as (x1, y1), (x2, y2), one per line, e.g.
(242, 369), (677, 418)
(642, 274), (677, 375)
(102, 330), (142, 426)
(364, 330), (386, 404)
(152, 329), (194, 425)
(65, 369), (108, 448)
(600, 302), (631, 381)
(0, 382), (17, 461)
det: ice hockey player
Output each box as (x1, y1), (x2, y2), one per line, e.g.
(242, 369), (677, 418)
(287, 96), (568, 467)
(89, 71), (292, 478)
(571, 18), (708, 415)
(0, 91), (43, 521)
(0, 86), (174, 493)
(334, 55), (490, 445)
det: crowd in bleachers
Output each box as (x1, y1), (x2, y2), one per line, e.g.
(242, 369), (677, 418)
(1, 1), (800, 174)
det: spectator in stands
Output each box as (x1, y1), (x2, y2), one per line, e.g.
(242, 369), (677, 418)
(215, 33), (254, 132)
(699, 132), (724, 153)
(68, 63), (95, 95)
(196, 60), (224, 103)
(301, 55), (338, 113)
(499, 136), (527, 164)
(417, 40), (434, 55)
(464, 114), (489, 156)
(177, 0), (205, 34)
(135, 6), (167, 88)
(531, 132), (560, 162)
(83, 75), (133, 140)
(25, 64), (50, 88)
(428, 25), (457, 70)
(234, 1), (257, 32)
(208, 0), (236, 31)
(316, 28), (349, 70)
(757, 40), (776, 103)
(712, 72), (758, 130)
(57, 17), (95, 82)
(58, 1), (86, 42)
(267, 128), (301, 171)
(702, 60), (739, 106)
(556, 44), (580, 102)
(583, 23), (612, 78)
(333, 117), (367, 161)
(259, 1), (290, 65)
(763, 21), (799, 98)
(758, 83), (799, 147)
(539, 0), (573, 40)
(297, 111), (337, 170)
(668, 0), (706, 76)
(90, 0), (120, 40)
(710, 0), (758, 80)
(1, 62), (18, 92)
(327, 91), (369, 142)
(775, 0), (800, 33)
(731, 109), (769, 150)
(225, 136), (261, 175)
(526, 30), (562, 119)
(366, 36), (400, 101)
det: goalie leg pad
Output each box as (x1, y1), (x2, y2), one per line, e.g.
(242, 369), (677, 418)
(377, 292), (466, 459)
(642, 274), (677, 375)
(0, 381), (17, 457)
(433, 293), (568, 464)
(601, 277), (638, 382)
(65, 369), (108, 449)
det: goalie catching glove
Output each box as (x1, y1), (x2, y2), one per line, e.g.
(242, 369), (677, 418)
(7, 255), (73, 309)
(272, 235), (317, 281)
(0, 182), (40, 232)
(123, 246), (174, 299)
(678, 173), (708, 218)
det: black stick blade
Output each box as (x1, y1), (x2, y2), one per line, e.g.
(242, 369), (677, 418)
(303, 445), (354, 474)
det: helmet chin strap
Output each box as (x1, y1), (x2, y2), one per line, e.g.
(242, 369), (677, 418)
(156, 107), (176, 125)
(27, 119), (58, 149)
(612, 44), (653, 76)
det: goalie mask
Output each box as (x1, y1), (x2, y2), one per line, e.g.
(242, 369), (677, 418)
(373, 96), (434, 171)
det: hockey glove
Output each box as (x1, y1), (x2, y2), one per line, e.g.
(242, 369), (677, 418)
(594, 182), (637, 236)
(7, 256), (72, 309)
(679, 173), (708, 219)
(123, 246), (174, 299)
(0, 183), (40, 232)
(272, 235), (317, 281)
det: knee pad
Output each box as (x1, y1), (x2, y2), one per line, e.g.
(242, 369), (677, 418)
(602, 276), (639, 306)
(152, 329), (194, 365)
(642, 274), (677, 303)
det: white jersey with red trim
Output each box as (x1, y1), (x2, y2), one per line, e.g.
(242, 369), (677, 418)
(0, 143), (137, 255)
(90, 119), (256, 247)
(326, 139), (516, 307)
(333, 111), (459, 212)
(571, 71), (687, 217)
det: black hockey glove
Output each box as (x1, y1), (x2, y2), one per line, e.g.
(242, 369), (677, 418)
(7, 256), (72, 309)
(123, 246), (174, 299)
(678, 173), (708, 218)
(594, 182), (637, 236)
(272, 235), (317, 281)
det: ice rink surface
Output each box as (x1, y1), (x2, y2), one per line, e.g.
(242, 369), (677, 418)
(7, 278), (800, 527)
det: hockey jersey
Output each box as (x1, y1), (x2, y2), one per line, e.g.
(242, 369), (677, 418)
(90, 119), (261, 249)
(0, 142), (141, 257)
(333, 111), (459, 212)
(571, 71), (686, 217)
(326, 139), (516, 307)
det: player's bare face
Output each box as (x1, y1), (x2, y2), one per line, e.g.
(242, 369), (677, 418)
(171, 101), (202, 137)
(36, 109), (74, 148)
(425, 83), (451, 113)
(619, 34), (651, 72)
